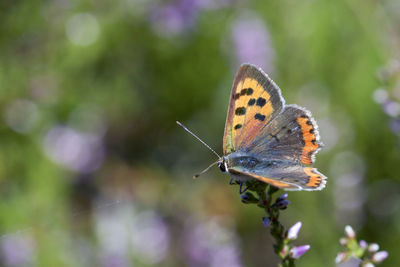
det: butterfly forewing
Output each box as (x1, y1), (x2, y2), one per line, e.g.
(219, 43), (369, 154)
(223, 64), (284, 155)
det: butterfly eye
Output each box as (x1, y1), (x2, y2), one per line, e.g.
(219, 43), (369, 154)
(218, 162), (226, 172)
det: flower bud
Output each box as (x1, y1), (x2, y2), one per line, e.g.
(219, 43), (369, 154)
(345, 225), (356, 239)
(262, 217), (271, 227)
(240, 192), (258, 204)
(275, 200), (290, 210)
(359, 240), (367, 249)
(368, 243), (379, 253)
(276, 193), (288, 202)
(372, 251), (388, 263)
(287, 222), (302, 240)
(289, 245), (310, 259)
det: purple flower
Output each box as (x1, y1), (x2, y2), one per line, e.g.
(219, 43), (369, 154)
(372, 251), (388, 263)
(368, 243), (379, 253)
(344, 225), (356, 239)
(262, 217), (270, 227)
(274, 193), (290, 209)
(289, 245), (310, 259)
(276, 193), (288, 201)
(287, 222), (302, 240)
(359, 240), (367, 249)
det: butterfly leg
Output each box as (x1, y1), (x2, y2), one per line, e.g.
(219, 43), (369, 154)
(239, 182), (248, 194)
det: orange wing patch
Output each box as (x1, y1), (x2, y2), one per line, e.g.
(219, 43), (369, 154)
(304, 167), (325, 189)
(236, 91), (275, 148)
(297, 115), (320, 165)
(231, 77), (259, 140)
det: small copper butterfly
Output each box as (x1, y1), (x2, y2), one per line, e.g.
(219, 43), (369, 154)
(178, 64), (326, 191)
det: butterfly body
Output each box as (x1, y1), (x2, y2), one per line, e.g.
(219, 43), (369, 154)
(220, 64), (327, 191)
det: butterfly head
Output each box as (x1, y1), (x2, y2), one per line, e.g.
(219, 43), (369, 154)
(218, 157), (229, 173)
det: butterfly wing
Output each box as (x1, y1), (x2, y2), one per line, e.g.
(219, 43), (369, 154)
(228, 163), (326, 191)
(223, 65), (325, 190)
(247, 105), (322, 165)
(223, 64), (285, 155)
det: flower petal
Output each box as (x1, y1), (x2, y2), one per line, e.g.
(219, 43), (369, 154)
(289, 245), (310, 259)
(287, 222), (302, 240)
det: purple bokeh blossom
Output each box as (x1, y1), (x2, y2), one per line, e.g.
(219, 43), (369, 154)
(43, 126), (105, 173)
(368, 243), (379, 253)
(95, 205), (170, 266)
(231, 13), (275, 73)
(184, 218), (242, 267)
(372, 251), (389, 263)
(148, 0), (207, 37)
(0, 234), (35, 266)
(359, 240), (367, 249)
(345, 225), (356, 239)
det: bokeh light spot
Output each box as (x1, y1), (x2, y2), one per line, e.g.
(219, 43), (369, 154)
(66, 13), (100, 46)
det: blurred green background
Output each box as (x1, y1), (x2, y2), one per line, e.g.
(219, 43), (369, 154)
(0, 0), (399, 266)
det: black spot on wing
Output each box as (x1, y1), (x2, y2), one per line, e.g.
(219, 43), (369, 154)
(311, 139), (317, 145)
(240, 88), (254, 96)
(235, 107), (246, 115)
(256, 97), (266, 107)
(234, 124), (242, 130)
(255, 113), (266, 121)
(248, 98), (255, 106)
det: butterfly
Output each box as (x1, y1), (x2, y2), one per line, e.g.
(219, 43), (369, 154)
(178, 63), (326, 191)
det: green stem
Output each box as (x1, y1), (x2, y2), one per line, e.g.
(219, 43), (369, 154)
(253, 185), (292, 266)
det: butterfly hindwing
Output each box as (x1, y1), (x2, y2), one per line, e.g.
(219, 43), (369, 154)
(223, 64), (284, 155)
(228, 158), (326, 191)
(247, 105), (322, 165)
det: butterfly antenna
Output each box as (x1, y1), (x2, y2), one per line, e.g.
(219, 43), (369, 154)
(176, 121), (221, 159)
(193, 160), (219, 179)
